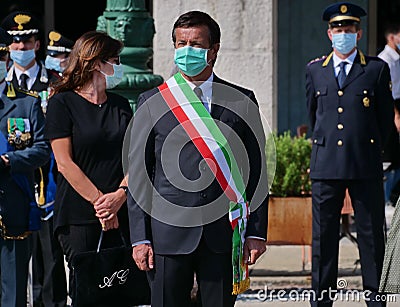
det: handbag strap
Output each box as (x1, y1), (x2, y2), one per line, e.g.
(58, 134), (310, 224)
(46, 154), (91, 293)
(96, 229), (128, 253)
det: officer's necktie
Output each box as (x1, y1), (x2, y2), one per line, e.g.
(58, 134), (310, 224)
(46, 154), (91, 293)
(194, 86), (210, 113)
(337, 61), (348, 89)
(19, 73), (29, 91)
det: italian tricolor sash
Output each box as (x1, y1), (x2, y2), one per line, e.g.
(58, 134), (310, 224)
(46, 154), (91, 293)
(158, 72), (250, 295)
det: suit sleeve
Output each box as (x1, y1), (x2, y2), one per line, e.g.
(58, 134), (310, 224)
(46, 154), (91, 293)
(305, 65), (317, 132)
(7, 98), (50, 173)
(376, 62), (394, 148)
(243, 91), (269, 239)
(127, 93), (155, 244)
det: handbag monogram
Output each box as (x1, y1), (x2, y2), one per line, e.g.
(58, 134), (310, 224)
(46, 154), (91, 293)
(71, 230), (150, 306)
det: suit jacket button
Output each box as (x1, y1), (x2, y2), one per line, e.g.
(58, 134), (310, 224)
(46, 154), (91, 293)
(337, 124), (344, 130)
(338, 90), (344, 96)
(338, 107), (344, 113)
(337, 140), (343, 146)
(0, 190), (4, 195)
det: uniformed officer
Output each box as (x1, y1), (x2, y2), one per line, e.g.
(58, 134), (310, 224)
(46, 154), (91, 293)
(1, 13), (67, 307)
(45, 30), (74, 85)
(0, 26), (50, 307)
(305, 3), (393, 306)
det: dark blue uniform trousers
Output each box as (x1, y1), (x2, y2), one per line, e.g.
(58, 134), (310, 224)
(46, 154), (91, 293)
(311, 179), (386, 307)
(0, 236), (31, 307)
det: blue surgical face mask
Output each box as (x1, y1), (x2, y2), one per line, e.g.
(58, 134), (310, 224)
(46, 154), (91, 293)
(10, 49), (36, 67)
(332, 33), (357, 55)
(174, 46), (210, 77)
(0, 61), (7, 81)
(100, 61), (124, 89)
(45, 55), (65, 73)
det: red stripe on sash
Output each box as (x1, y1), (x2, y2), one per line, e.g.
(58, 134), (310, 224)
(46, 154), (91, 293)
(158, 83), (237, 202)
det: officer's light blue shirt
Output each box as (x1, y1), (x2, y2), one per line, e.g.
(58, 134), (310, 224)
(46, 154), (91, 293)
(332, 49), (357, 77)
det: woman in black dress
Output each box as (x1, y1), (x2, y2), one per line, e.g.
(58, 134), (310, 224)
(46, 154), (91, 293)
(44, 31), (133, 303)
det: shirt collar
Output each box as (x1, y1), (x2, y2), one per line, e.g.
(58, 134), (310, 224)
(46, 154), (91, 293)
(333, 49), (358, 68)
(382, 44), (400, 61)
(14, 61), (39, 81)
(186, 73), (214, 92)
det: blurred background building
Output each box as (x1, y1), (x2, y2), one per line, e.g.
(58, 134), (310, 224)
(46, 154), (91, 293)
(2, 0), (399, 134)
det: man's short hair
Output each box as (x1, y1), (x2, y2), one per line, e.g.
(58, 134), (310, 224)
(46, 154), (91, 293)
(384, 23), (400, 38)
(172, 11), (221, 46)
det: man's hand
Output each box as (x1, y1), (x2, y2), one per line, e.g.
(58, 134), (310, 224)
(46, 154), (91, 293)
(395, 108), (400, 132)
(243, 238), (267, 265)
(132, 243), (154, 271)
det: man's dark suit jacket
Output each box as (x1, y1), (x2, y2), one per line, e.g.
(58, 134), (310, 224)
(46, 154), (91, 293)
(0, 93), (50, 235)
(306, 50), (393, 180)
(128, 75), (269, 255)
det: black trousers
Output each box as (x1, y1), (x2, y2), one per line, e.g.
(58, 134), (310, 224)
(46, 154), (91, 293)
(311, 179), (386, 307)
(57, 224), (129, 307)
(148, 236), (236, 307)
(32, 217), (67, 307)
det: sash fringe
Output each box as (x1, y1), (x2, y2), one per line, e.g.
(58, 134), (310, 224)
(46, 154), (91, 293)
(232, 277), (250, 295)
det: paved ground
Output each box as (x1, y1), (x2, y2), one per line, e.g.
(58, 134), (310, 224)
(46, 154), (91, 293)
(235, 205), (398, 306)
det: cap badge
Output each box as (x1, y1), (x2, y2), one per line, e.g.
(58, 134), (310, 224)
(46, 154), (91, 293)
(49, 31), (61, 46)
(340, 5), (348, 14)
(14, 14), (31, 30)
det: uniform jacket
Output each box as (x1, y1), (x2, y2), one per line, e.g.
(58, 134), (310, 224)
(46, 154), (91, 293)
(0, 93), (50, 235)
(306, 50), (394, 180)
(127, 75), (269, 255)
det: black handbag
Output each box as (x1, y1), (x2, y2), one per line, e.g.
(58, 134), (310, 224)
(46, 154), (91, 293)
(71, 230), (151, 307)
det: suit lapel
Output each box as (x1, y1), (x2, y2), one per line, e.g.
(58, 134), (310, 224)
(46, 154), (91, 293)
(211, 75), (228, 119)
(322, 59), (339, 89)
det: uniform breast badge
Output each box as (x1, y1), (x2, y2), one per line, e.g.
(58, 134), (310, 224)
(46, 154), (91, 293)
(363, 97), (370, 107)
(7, 118), (32, 149)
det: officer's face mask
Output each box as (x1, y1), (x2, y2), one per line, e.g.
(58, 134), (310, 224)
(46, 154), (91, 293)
(331, 33), (357, 55)
(45, 55), (66, 73)
(100, 61), (124, 89)
(10, 49), (36, 67)
(0, 61), (7, 81)
(174, 46), (211, 77)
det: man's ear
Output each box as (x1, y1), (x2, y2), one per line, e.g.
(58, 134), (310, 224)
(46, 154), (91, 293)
(357, 29), (363, 41)
(210, 43), (220, 59)
(327, 28), (333, 41)
(34, 40), (40, 52)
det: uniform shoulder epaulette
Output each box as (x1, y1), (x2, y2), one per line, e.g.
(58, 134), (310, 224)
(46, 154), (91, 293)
(308, 55), (327, 65)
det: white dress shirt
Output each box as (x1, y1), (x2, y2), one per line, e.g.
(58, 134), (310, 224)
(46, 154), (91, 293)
(332, 49), (357, 78)
(378, 45), (400, 100)
(185, 73), (214, 112)
(14, 62), (39, 90)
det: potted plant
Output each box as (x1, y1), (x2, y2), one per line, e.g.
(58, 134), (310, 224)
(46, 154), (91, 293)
(266, 131), (312, 245)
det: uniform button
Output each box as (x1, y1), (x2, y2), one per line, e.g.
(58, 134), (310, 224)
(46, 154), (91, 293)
(337, 124), (344, 130)
(316, 91), (321, 96)
(0, 190), (4, 195)
(338, 90), (344, 96)
(201, 193), (207, 198)
(371, 139), (375, 144)
(201, 166), (207, 171)
(337, 140), (343, 146)
(363, 90), (368, 94)
(338, 107), (344, 113)
(314, 139), (317, 144)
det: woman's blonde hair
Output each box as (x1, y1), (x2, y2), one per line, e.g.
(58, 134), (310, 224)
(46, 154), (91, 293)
(52, 31), (123, 95)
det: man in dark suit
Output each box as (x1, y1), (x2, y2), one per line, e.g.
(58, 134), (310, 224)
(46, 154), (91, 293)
(128, 11), (268, 307)
(0, 27), (50, 307)
(305, 3), (393, 306)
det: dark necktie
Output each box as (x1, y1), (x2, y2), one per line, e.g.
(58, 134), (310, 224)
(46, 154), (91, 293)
(194, 86), (210, 113)
(20, 73), (29, 91)
(337, 61), (348, 89)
